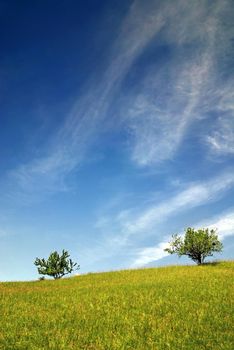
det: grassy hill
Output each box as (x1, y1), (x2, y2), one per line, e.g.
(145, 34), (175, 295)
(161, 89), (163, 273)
(0, 261), (233, 350)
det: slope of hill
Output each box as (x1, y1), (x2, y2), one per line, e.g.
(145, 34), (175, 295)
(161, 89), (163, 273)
(0, 261), (233, 349)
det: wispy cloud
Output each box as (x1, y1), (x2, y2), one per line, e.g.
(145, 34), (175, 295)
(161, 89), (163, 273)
(119, 171), (234, 236)
(121, 0), (230, 166)
(199, 210), (234, 240)
(6, 0), (167, 200)
(125, 54), (212, 165)
(131, 241), (169, 268)
(206, 87), (234, 156)
(3, 0), (232, 204)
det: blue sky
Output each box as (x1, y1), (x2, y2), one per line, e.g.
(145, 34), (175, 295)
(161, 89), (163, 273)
(0, 0), (234, 280)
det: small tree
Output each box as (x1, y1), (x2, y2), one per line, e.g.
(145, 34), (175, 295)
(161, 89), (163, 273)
(164, 227), (223, 265)
(34, 250), (79, 279)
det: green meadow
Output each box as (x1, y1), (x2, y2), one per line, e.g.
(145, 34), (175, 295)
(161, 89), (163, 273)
(0, 261), (233, 350)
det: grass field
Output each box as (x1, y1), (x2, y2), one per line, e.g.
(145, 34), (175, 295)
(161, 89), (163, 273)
(0, 261), (233, 350)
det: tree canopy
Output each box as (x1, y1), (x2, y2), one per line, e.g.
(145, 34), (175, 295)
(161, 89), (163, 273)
(34, 250), (79, 279)
(164, 227), (223, 265)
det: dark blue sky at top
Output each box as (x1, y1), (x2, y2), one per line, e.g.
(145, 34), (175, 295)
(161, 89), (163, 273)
(0, 1), (118, 164)
(0, 0), (233, 280)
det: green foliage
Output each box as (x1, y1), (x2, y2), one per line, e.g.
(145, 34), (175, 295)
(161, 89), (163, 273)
(0, 262), (233, 349)
(164, 227), (223, 264)
(34, 250), (79, 279)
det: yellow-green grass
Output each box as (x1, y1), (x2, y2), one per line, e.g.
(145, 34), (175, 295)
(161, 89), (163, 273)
(0, 261), (233, 350)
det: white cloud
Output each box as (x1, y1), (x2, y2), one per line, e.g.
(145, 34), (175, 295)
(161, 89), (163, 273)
(120, 0), (234, 166)
(198, 210), (234, 240)
(206, 91), (234, 156)
(131, 241), (168, 268)
(122, 0), (226, 166)
(126, 54), (212, 165)
(120, 171), (234, 235)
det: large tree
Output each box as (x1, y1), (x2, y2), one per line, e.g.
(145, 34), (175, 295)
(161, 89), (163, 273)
(164, 227), (223, 265)
(34, 250), (79, 279)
